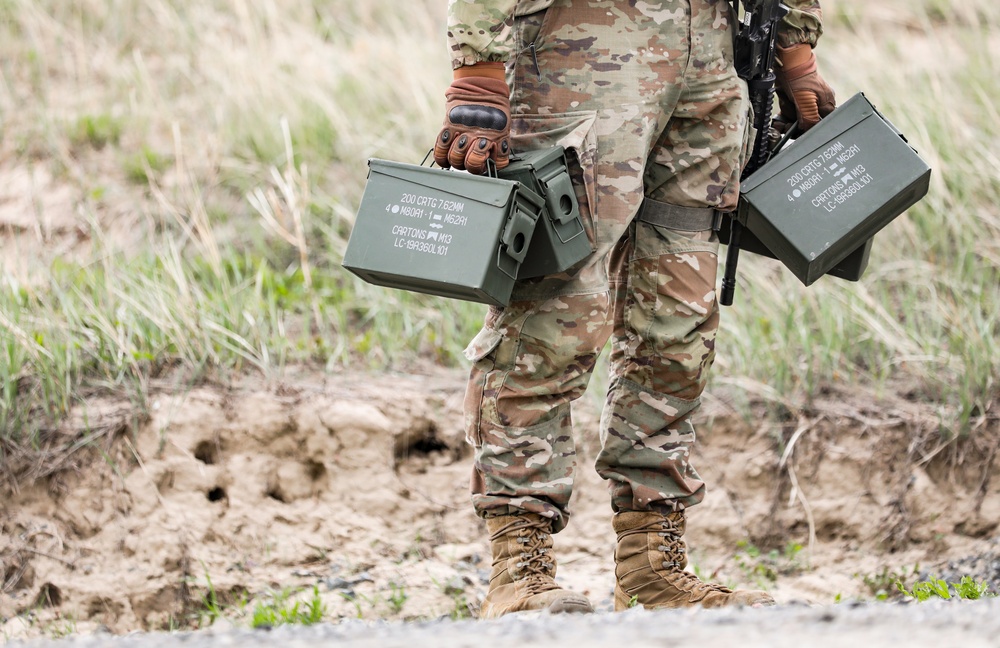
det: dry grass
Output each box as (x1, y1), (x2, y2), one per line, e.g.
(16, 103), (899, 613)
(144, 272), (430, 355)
(0, 0), (997, 475)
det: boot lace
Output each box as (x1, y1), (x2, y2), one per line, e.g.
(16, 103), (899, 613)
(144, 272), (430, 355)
(656, 513), (688, 570)
(492, 516), (559, 595)
(655, 513), (732, 594)
(618, 513), (733, 595)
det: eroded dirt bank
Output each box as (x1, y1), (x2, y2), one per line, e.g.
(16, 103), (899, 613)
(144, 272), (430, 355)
(2, 367), (998, 639)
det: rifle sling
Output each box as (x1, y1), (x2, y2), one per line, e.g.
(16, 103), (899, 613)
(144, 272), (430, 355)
(637, 198), (724, 232)
(728, 0), (740, 57)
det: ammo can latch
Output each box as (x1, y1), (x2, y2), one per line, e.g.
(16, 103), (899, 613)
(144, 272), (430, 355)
(498, 192), (545, 278)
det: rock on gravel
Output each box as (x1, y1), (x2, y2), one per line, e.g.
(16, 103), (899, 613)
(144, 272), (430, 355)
(10, 600), (1000, 648)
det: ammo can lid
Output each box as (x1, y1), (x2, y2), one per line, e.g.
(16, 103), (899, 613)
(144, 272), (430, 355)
(741, 93), (899, 193)
(369, 159), (522, 209)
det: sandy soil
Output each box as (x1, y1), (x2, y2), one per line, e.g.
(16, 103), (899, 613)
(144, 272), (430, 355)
(2, 366), (999, 640)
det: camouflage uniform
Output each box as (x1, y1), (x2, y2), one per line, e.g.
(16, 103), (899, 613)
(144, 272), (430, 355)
(457, 0), (823, 533)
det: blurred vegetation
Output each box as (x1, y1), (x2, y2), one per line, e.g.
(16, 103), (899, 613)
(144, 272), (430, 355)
(0, 0), (996, 460)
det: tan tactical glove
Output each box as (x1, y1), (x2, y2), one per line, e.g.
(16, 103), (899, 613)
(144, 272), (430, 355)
(774, 43), (836, 132)
(434, 62), (511, 175)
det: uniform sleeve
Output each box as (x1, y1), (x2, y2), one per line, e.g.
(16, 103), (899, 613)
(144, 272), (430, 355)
(777, 0), (824, 48)
(447, 0), (519, 69)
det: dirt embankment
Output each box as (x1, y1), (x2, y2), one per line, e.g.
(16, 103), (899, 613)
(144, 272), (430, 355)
(2, 368), (999, 640)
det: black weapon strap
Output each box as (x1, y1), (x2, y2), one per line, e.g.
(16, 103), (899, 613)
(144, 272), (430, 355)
(728, 0), (741, 53)
(722, 0), (754, 306)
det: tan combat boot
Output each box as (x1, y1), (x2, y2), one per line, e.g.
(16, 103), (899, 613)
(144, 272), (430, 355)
(480, 513), (595, 618)
(613, 510), (775, 610)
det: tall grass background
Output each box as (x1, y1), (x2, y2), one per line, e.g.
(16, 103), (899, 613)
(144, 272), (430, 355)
(0, 0), (997, 458)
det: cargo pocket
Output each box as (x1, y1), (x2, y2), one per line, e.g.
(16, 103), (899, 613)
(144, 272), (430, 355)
(625, 223), (720, 367)
(508, 111), (599, 252)
(462, 323), (504, 364)
(462, 319), (505, 447)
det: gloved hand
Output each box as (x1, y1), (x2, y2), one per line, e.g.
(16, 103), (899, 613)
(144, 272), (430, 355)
(434, 63), (511, 175)
(774, 43), (836, 132)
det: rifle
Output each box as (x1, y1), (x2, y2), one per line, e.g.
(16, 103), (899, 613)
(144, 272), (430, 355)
(720, 0), (790, 306)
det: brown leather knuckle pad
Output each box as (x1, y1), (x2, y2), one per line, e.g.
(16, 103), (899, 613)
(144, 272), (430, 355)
(433, 130), (453, 167)
(465, 148), (490, 175)
(448, 141), (468, 169)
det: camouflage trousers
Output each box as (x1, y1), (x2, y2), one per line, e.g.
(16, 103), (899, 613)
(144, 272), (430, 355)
(463, 0), (750, 532)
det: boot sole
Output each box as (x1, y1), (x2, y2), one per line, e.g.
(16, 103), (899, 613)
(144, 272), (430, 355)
(615, 582), (776, 610)
(483, 597), (595, 619)
(547, 597), (595, 615)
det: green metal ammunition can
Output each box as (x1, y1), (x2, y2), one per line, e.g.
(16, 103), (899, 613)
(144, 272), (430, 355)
(737, 92), (931, 286)
(342, 159), (544, 306)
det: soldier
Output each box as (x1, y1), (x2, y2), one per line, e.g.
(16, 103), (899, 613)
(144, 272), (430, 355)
(434, 0), (835, 617)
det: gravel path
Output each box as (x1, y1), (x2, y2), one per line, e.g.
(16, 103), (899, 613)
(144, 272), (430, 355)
(10, 599), (1000, 648)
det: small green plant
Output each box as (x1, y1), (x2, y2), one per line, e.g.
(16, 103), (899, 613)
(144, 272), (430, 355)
(859, 564), (919, 601)
(70, 113), (124, 149)
(448, 592), (476, 620)
(43, 614), (77, 639)
(952, 576), (995, 600)
(387, 582), (408, 614)
(189, 571), (249, 629)
(339, 591), (369, 619)
(123, 145), (170, 184)
(734, 543), (776, 586)
(13, 607), (77, 639)
(431, 574), (474, 620)
(250, 585), (326, 628)
(896, 575), (996, 602)
(896, 577), (952, 601)
(197, 571), (225, 627)
(732, 541), (805, 588)
(628, 595), (639, 609)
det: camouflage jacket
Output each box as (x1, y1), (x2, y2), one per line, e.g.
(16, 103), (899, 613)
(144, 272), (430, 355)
(448, 0), (823, 68)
